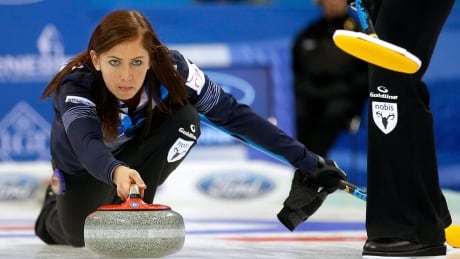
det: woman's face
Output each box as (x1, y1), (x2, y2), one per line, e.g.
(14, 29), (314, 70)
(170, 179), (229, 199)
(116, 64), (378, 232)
(91, 38), (151, 101)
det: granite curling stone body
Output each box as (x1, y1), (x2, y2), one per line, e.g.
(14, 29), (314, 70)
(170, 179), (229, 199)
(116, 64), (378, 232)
(84, 185), (185, 258)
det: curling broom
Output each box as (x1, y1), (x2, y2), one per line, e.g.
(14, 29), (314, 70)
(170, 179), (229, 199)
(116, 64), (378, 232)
(333, 0), (421, 74)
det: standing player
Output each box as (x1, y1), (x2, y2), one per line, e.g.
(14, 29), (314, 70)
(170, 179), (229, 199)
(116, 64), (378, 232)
(292, 0), (368, 157)
(350, 0), (455, 257)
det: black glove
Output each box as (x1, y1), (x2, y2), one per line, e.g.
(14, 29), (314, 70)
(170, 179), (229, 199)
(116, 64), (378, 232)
(310, 156), (347, 193)
(277, 157), (346, 231)
(277, 170), (329, 231)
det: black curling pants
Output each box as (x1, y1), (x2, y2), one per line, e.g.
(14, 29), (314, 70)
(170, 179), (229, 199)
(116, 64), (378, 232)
(35, 104), (200, 247)
(366, 0), (453, 244)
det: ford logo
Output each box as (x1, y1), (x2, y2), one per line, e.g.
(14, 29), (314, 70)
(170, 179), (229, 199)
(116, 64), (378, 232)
(0, 174), (40, 201)
(197, 171), (274, 199)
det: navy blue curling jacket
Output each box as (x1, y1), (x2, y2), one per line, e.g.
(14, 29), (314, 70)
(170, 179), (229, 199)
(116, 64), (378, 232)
(49, 50), (319, 186)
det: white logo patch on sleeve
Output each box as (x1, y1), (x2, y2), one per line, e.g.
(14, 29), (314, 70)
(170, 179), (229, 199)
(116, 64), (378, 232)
(65, 96), (95, 106)
(372, 101), (398, 134)
(185, 59), (205, 95)
(167, 137), (194, 163)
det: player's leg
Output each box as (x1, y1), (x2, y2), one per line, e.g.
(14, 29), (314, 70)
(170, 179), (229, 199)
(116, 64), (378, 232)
(35, 172), (117, 247)
(364, 0), (454, 256)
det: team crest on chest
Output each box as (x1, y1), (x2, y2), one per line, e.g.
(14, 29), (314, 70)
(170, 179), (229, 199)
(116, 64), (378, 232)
(372, 101), (398, 134)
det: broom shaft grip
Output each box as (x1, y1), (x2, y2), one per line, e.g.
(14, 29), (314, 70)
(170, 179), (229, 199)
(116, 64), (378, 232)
(351, 0), (377, 36)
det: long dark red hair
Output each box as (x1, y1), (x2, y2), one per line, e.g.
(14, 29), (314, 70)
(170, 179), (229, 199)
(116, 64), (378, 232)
(42, 10), (188, 140)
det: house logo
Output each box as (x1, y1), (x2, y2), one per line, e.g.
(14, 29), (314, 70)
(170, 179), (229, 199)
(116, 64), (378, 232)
(0, 24), (70, 82)
(0, 101), (51, 161)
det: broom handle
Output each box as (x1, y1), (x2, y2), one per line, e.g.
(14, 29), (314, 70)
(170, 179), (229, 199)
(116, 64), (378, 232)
(198, 114), (368, 201)
(350, 0), (377, 37)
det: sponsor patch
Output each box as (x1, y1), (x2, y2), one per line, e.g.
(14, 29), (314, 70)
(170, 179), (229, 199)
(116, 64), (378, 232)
(65, 95), (95, 106)
(178, 124), (197, 140)
(372, 101), (398, 134)
(185, 59), (205, 94)
(167, 137), (194, 163)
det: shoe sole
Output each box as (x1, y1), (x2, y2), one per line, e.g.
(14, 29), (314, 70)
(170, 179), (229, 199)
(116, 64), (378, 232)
(362, 245), (446, 258)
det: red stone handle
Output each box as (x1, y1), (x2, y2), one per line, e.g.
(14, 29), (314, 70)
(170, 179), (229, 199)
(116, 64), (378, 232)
(97, 184), (171, 211)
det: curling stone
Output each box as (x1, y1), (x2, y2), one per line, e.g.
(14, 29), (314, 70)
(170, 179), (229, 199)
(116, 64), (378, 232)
(84, 185), (185, 258)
